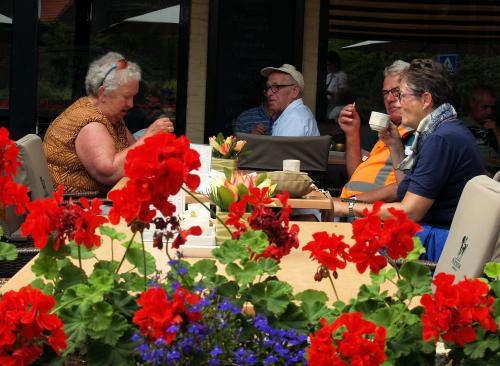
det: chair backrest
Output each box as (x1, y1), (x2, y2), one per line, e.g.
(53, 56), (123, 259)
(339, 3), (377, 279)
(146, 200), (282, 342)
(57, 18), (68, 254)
(1, 134), (54, 240)
(236, 133), (332, 172)
(434, 175), (500, 280)
(16, 134), (54, 200)
(493, 169), (500, 182)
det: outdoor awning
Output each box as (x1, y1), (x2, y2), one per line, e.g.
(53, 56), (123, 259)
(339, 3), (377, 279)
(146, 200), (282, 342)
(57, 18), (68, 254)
(329, 0), (500, 41)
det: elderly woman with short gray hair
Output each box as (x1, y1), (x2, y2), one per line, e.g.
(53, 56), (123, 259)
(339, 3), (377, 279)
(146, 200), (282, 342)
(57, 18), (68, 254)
(44, 52), (174, 194)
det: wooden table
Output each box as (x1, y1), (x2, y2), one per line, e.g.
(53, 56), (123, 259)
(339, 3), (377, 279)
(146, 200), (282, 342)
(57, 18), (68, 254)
(0, 222), (394, 302)
(111, 177), (334, 210)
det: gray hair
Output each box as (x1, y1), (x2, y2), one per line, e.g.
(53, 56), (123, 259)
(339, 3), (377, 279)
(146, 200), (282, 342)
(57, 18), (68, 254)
(383, 60), (410, 78)
(85, 51), (141, 97)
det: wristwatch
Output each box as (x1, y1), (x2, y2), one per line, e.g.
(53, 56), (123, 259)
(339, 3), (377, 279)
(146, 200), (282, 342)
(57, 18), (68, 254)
(348, 200), (356, 218)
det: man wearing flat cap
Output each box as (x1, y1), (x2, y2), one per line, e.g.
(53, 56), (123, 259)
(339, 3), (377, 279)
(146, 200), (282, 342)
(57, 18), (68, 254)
(261, 64), (319, 136)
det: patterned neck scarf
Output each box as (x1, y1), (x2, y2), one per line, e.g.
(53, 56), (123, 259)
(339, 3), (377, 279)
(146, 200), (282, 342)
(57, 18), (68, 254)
(398, 103), (457, 172)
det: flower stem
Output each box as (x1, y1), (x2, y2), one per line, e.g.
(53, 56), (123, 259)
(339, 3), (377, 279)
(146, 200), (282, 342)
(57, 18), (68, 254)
(181, 186), (233, 235)
(111, 238), (114, 262)
(325, 268), (340, 302)
(51, 297), (80, 314)
(115, 232), (137, 274)
(384, 254), (402, 280)
(77, 244), (82, 270)
(141, 232), (147, 290)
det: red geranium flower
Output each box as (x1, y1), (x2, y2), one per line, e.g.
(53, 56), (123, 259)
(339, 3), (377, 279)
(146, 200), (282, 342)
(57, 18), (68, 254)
(133, 286), (202, 344)
(421, 273), (497, 347)
(0, 128), (20, 176)
(308, 312), (387, 366)
(21, 186), (107, 250)
(0, 286), (67, 366)
(171, 225), (202, 249)
(229, 188), (299, 262)
(109, 133), (201, 226)
(348, 201), (421, 274)
(303, 231), (350, 272)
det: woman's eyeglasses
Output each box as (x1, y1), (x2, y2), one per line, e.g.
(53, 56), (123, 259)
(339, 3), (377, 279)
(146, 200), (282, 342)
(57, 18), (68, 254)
(398, 91), (421, 101)
(99, 59), (128, 87)
(263, 84), (295, 94)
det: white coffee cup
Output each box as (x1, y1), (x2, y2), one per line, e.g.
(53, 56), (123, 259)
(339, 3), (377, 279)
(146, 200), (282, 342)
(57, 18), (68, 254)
(283, 159), (300, 172)
(369, 111), (391, 132)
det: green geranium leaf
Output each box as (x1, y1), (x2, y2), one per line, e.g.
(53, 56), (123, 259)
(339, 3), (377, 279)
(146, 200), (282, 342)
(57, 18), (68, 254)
(295, 289), (329, 304)
(88, 269), (115, 293)
(405, 236), (426, 261)
(31, 253), (59, 280)
(248, 280), (293, 314)
(87, 330), (138, 366)
(257, 258), (279, 276)
(75, 285), (105, 308)
(107, 288), (137, 318)
(215, 280), (240, 298)
(356, 284), (386, 302)
(85, 301), (113, 333)
(94, 259), (119, 272)
(68, 241), (95, 260)
(464, 335), (500, 359)
(59, 307), (89, 355)
(119, 272), (147, 293)
(370, 267), (396, 285)
(241, 230), (269, 255)
(124, 246), (156, 275)
(300, 301), (332, 324)
(0, 241), (17, 260)
(397, 262), (432, 299)
(89, 313), (129, 346)
(192, 259), (217, 277)
(56, 262), (87, 291)
(30, 278), (54, 294)
(369, 306), (406, 338)
(99, 226), (127, 241)
(213, 240), (247, 263)
(226, 261), (260, 285)
(484, 262), (500, 279)
(274, 303), (308, 330)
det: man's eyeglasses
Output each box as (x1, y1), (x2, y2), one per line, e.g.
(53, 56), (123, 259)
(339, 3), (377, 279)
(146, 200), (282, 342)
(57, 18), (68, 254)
(99, 59), (128, 87)
(382, 87), (400, 99)
(263, 84), (295, 94)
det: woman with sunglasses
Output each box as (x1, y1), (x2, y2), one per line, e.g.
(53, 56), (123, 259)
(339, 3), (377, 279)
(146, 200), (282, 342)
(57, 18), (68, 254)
(334, 58), (484, 262)
(44, 52), (174, 194)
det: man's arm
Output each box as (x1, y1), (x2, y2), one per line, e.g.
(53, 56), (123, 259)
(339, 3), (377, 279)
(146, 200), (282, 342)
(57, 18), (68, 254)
(338, 104), (363, 177)
(355, 183), (398, 203)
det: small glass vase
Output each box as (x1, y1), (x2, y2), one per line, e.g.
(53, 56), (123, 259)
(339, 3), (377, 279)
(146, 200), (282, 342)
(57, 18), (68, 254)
(211, 157), (236, 174)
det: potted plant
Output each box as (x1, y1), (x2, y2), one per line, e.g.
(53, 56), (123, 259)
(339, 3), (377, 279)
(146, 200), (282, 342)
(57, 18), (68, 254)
(209, 133), (247, 173)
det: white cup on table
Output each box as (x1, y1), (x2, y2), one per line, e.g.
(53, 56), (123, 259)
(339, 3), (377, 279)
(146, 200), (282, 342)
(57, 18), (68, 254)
(369, 111), (391, 132)
(283, 159), (300, 172)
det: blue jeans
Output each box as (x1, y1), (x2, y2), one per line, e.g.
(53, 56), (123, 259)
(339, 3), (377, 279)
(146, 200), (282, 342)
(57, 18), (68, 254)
(416, 225), (450, 262)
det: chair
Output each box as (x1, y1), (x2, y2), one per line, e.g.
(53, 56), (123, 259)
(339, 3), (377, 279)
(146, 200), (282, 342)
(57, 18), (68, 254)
(0, 134), (101, 278)
(236, 133), (332, 189)
(433, 175), (500, 280)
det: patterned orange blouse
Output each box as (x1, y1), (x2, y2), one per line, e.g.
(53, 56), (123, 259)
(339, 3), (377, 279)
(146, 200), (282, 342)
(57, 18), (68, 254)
(43, 97), (129, 194)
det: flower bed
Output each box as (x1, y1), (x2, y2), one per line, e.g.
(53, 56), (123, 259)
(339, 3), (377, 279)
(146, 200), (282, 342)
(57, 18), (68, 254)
(0, 127), (499, 365)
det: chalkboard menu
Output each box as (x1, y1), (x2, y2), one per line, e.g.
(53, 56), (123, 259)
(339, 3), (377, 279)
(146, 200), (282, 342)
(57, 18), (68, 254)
(205, 0), (304, 140)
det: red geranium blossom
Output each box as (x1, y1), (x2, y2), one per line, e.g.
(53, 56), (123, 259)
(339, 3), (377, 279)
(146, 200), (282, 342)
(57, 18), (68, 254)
(349, 201), (421, 274)
(21, 186), (108, 250)
(303, 231), (350, 272)
(108, 133), (201, 226)
(171, 225), (202, 249)
(0, 128), (29, 215)
(308, 312), (387, 366)
(0, 286), (67, 366)
(133, 287), (202, 344)
(227, 188), (299, 262)
(421, 273), (497, 347)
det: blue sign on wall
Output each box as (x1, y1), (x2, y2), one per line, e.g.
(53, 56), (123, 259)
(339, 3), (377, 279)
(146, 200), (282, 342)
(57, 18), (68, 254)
(439, 54), (458, 75)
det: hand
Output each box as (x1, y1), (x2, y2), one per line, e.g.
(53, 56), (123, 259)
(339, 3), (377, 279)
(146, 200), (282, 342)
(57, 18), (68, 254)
(378, 122), (401, 148)
(338, 104), (360, 137)
(483, 119), (500, 137)
(251, 123), (267, 135)
(144, 117), (175, 137)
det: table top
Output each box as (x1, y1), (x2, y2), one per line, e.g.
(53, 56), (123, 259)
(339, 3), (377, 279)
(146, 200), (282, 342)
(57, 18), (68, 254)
(111, 177), (334, 210)
(0, 221), (394, 302)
